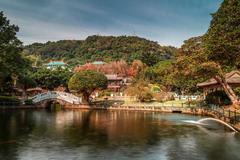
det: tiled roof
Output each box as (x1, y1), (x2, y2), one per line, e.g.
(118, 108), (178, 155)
(92, 61), (105, 65)
(47, 61), (66, 66)
(197, 71), (240, 87)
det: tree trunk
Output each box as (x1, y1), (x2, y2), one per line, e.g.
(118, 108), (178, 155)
(214, 76), (239, 107)
(22, 90), (27, 100)
(82, 92), (90, 104)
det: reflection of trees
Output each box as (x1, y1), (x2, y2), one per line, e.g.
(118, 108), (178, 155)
(62, 111), (171, 149)
(3, 110), (237, 160)
(0, 110), (39, 160)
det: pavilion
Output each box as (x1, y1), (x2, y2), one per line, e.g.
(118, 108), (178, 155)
(197, 71), (240, 96)
(105, 74), (124, 92)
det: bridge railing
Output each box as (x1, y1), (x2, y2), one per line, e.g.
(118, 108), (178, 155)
(201, 104), (240, 125)
(31, 91), (82, 104)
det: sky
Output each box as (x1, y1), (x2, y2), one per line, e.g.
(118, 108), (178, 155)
(0, 0), (222, 47)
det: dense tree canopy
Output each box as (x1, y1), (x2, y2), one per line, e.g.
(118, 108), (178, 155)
(204, 0), (240, 71)
(172, 37), (207, 94)
(24, 35), (177, 66)
(31, 68), (72, 90)
(201, 0), (240, 106)
(75, 60), (130, 77)
(0, 11), (31, 94)
(144, 60), (174, 91)
(68, 71), (108, 103)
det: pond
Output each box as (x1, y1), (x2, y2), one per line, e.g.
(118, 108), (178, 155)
(0, 109), (240, 160)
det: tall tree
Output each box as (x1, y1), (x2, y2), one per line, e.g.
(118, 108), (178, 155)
(173, 37), (207, 94)
(144, 60), (175, 92)
(31, 68), (72, 90)
(0, 11), (30, 94)
(68, 71), (108, 103)
(203, 0), (240, 105)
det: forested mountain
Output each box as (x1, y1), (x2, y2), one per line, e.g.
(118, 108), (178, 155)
(23, 35), (177, 66)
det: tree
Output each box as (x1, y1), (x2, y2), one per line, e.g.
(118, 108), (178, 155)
(75, 60), (130, 77)
(24, 35), (177, 66)
(172, 37), (207, 94)
(17, 75), (36, 99)
(31, 68), (72, 90)
(0, 11), (31, 94)
(128, 60), (146, 77)
(171, 0), (240, 106)
(68, 71), (108, 103)
(203, 0), (240, 106)
(125, 80), (153, 102)
(144, 60), (175, 92)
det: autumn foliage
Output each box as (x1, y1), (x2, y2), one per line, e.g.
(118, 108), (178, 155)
(74, 60), (145, 77)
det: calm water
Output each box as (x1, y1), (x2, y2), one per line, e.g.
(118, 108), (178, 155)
(0, 109), (240, 160)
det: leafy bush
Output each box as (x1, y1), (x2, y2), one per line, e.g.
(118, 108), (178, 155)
(98, 90), (112, 97)
(151, 85), (161, 93)
(126, 80), (153, 102)
(154, 92), (174, 102)
(234, 87), (240, 97)
(24, 99), (33, 105)
(0, 96), (21, 105)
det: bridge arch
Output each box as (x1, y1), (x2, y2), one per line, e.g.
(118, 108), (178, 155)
(197, 118), (238, 132)
(31, 91), (82, 105)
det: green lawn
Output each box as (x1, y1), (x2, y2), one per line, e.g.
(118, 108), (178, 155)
(122, 99), (194, 107)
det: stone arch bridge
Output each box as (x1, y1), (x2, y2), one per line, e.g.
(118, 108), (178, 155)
(31, 91), (82, 106)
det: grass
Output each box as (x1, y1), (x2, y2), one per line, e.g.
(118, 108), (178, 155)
(122, 99), (194, 107)
(93, 96), (197, 108)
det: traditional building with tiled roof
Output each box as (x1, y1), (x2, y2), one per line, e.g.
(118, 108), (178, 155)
(197, 70), (240, 95)
(46, 61), (67, 70)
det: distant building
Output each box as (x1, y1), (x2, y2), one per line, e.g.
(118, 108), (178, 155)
(46, 61), (67, 70)
(105, 74), (124, 92)
(91, 61), (106, 65)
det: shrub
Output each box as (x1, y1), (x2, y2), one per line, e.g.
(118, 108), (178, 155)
(154, 92), (174, 102)
(125, 80), (153, 102)
(0, 96), (21, 105)
(24, 99), (33, 105)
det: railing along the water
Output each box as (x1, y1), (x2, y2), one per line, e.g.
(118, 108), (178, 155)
(93, 101), (240, 125)
(201, 104), (240, 125)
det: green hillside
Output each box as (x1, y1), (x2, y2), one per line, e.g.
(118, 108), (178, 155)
(23, 35), (177, 66)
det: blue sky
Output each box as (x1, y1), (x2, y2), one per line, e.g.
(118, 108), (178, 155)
(0, 0), (222, 47)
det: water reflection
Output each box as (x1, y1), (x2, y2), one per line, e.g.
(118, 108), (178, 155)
(0, 110), (240, 160)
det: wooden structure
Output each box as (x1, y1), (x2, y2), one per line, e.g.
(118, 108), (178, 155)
(197, 71), (240, 96)
(105, 74), (123, 92)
